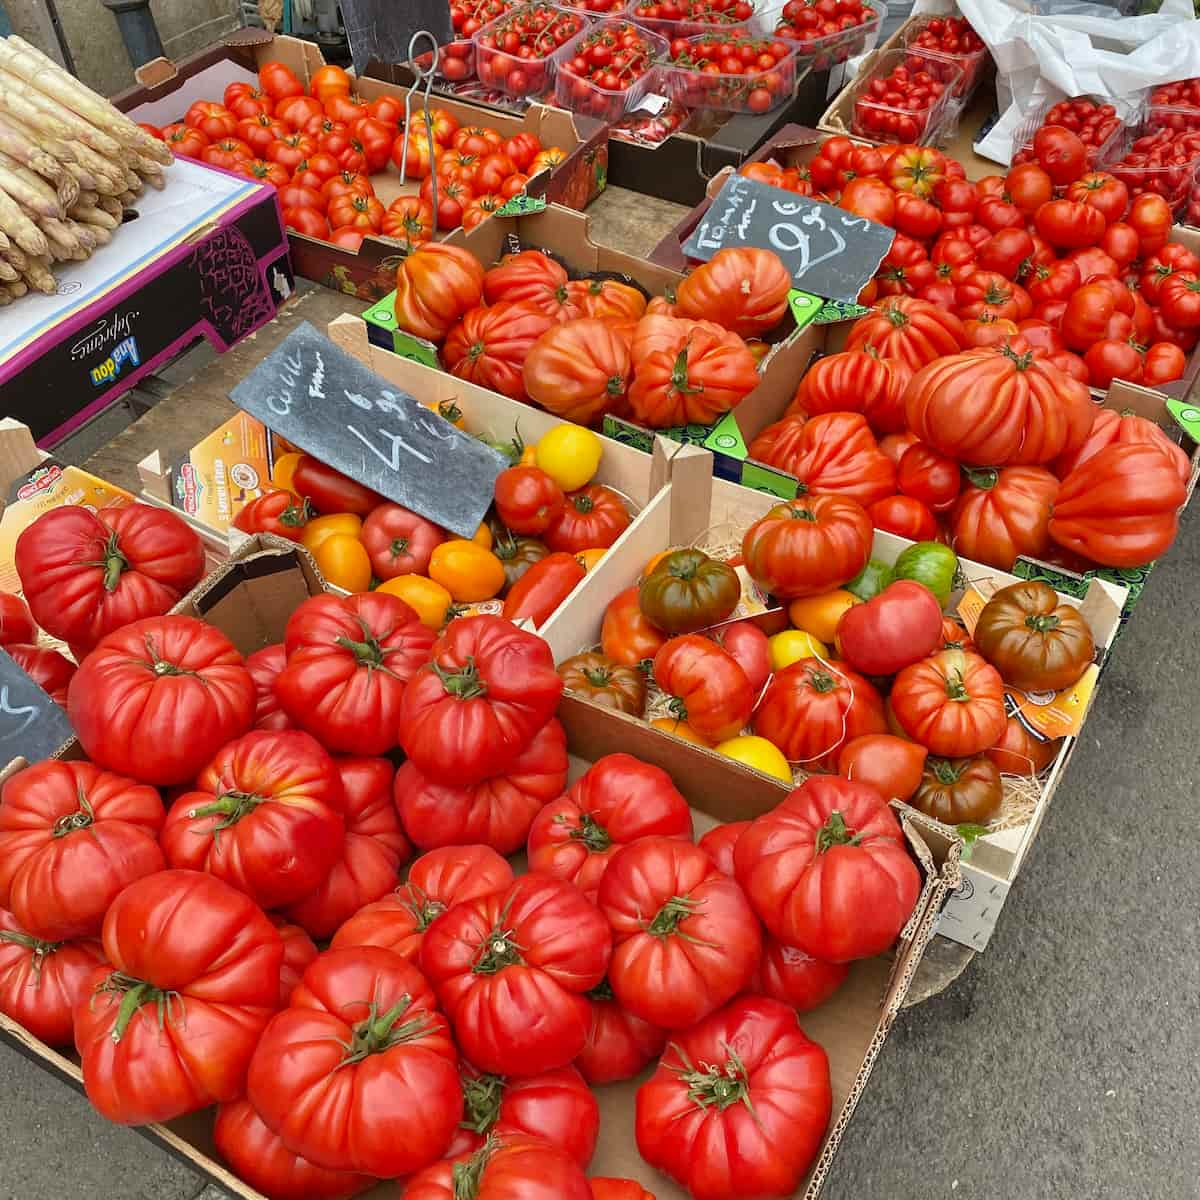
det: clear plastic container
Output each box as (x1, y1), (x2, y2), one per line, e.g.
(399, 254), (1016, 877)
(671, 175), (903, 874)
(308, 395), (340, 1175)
(774, 0), (884, 73)
(1098, 122), (1200, 217)
(661, 33), (797, 113)
(1010, 95), (1131, 170)
(554, 19), (668, 123)
(900, 15), (988, 102)
(848, 48), (961, 145)
(415, 39), (476, 82)
(1147, 102), (1200, 135)
(473, 3), (593, 98)
(610, 98), (694, 144)
(625, 0), (757, 40)
(557, 0), (630, 10)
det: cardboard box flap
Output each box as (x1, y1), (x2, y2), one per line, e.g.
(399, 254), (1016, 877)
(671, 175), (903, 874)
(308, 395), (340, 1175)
(0, 419), (47, 497)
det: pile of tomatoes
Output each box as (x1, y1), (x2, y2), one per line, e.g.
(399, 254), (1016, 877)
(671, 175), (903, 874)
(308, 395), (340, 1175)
(905, 15), (986, 98)
(1103, 126), (1200, 217)
(156, 59), (562, 246)
(631, 0), (756, 29)
(557, 20), (662, 119)
(0, 469), (947, 1200)
(663, 34), (796, 114)
(1149, 78), (1200, 131)
(475, 3), (588, 95)
(390, 239), (786, 430)
(774, 0), (879, 65)
(852, 58), (958, 143)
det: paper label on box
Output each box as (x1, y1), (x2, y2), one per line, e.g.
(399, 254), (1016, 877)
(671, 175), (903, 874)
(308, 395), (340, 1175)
(813, 298), (871, 324)
(391, 331), (441, 371)
(496, 194), (548, 217)
(740, 461), (799, 500)
(633, 92), (670, 115)
(1166, 399), (1200, 442)
(935, 861), (1012, 951)
(787, 289), (823, 328)
(733, 565), (773, 618)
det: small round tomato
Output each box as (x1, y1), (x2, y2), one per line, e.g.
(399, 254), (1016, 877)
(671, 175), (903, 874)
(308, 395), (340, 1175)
(494, 465), (565, 535)
(428, 538), (506, 602)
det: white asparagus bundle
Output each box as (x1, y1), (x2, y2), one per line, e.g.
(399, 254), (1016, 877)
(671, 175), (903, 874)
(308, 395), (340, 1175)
(97, 194), (122, 218)
(21, 259), (55, 293)
(7, 279), (27, 298)
(2, 76), (124, 160)
(78, 221), (111, 246)
(63, 139), (125, 196)
(0, 37), (172, 166)
(0, 181), (49, 253)
(1, 243), (28, 272)
(0, 257), (17, 282)
(62, 159), (101, 193)
(0, 112), (68, 192)
(0, 228), (9, 251)
(76, 189), (98, 209)
(134, 156), (166, 188)
(0, 153), (61, 218)
(69, 201), (116, 230)
(37, 214), (91, 255)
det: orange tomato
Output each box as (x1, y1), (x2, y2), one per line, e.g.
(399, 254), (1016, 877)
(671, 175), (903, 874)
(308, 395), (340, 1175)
(311, 532), (372, 591)
(300, 512), (362, 553)
(575, 548), (607, 572)
(424, 398), (466, 429)
(377, 575), (453, 629)
(649, 717), (713, 746)
(429, 539), (505, 602)
(786, 590), (860, 644)
(271, 451), (304, 492)
(471, 522), (493, 549)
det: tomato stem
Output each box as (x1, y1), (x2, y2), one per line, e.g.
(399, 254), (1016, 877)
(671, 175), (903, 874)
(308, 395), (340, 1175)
(53, 789), (94, 838)
(669, 342), (705, 396)
(102, 531), (128, 593)
(815, 809), (864, 854)
(451, 1137), (498, 1200)
(645, 894), (716, 948)
(962, 466), (998, 491)
(459, 1069), (504, 1134)
(335, 634), (388, 669)
(189, 790), (266, 832)
(1024, 613), (1060, 633)
(929, 758), (964, 785)
(97, 970), (182, 1042)
(565, 810), (611, 852)
(669, 1041), (755, 1114)
(280, 498), (311, 528)
(390, 536), (411, 560)
(401, 883), (447, 933)
(472, 924), (524, 974)
(338, 994), (434, 1066)
(0, 930), (60, 981)
(944, 669), (971, 702)
(432, 655), (488, 700)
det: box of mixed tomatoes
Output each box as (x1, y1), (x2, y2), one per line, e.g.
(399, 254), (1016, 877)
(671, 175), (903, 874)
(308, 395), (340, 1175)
(114, 31), (608, 302)
(0, 527), (960, 1200)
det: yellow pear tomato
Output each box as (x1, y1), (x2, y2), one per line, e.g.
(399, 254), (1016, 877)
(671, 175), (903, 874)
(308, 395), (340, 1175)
(271, 451), (304, 493)
(429, 539), (505, 602)
(713, 735), (793, 783)
(301, 513), (362, 553)
(535, 424), (602, 491)
(471, 522), (492, 549)
(769, 629), (828, 671)
(377, 575), (453, 630)
(649, 717), (712, 746)
(786, 589), (859, 644)
(311, 533), (372, 592)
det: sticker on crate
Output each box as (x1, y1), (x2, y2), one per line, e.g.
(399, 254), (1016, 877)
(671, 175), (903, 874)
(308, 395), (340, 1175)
(681, 173), (895, 303)
(230, 321), (506, 539)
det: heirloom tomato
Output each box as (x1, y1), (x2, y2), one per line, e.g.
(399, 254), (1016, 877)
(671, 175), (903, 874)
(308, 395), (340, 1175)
(395, 242), (486, 341)
(429, 539), (506, 602)
(674, 246), (791, 338)
(1033, 124), (1086, 185)
(248, 947), (461, 1177)
(1005, 161), (1053, 213)
(259, 61), (304, 100)
(76, 870), (282, 1124)
(869, 495), (938, 541)
(399, 616), (562, 787)
(754, 936), (848, 1012)
(523, 318), (631, 425)
(292, 455), (382, 515)
(331, 844), (513, 960)
(890, 648), (1007, 756)
(636, 996), (831, 1200)
(564, 278), (647, 322)
(395, 718), (568, 855)
(638, 548), (739, 635)
(987, 716), (1060, 775)
(696, 820), (751, 877)
(535, 423), (603, 491)
(233, 489), (311, 541)
(527, 754), (692, 899)
(557, 651), (646, 715)
(444, 302), (557, 400)
(0, 761), (163, 941)
(912, 756), (1002, 824)
(0, 593), (35, 645)
(275, 919), (318, 1005)
(598, 838), (760, 1030)
(15, 503), (204, 653)
(1127, 192), (1172, 256)
(711, 620), (771, 695)
(844, 296), (965, 370)
(734, 776), (920, 960)
(576, 978), (667, 1086)
(502, 553), (585, 625)
(601, 585), (667, 668)
(276, 593), (435, 755)
(836, 580), (944, 677)
(1054, 408), (1190, 484)
(787, 347), (912, 436)
(836, 733), (927, 802)
(892, 540), (958, 607)
(483, 250), (569, 312)
(360, 502), (445, 579)
(653, 635), (754, 742)
(543, 485), (630, 553)
(952, 466), (1059, 570)
(68, 615), (255, 786)
(420, 873), (611, 1076)
(403, 1134), (592, 1200)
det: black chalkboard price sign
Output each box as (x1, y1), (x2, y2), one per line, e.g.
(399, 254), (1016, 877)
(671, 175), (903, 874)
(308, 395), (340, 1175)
(682, 174), (895, 304)
(0, 649), (74, 764)
(230, 322), (506, 539)
(341, 0), (454, 76)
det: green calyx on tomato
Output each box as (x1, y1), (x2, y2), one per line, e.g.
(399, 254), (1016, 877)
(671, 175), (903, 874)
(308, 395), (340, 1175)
(1024, 613), (1061, 634)
(390, 536), (411, 559)
(996, 343), (1034, 372)
(647, 894), (707, 940)
(460, 1069), (504, 1134)
(962, 466), (999, 491)
(804, 667), (838, 695)
(190, 789), (266, 832)
(942, 669), (971, 702)
(670, 1041), (752, 1112)
(403, 885), (446, 933)
(0, 929), (59, 975)
(279, 497), (312, 528)
(565, 810), (611, 852)
(99, 969), (182, 1042)
(927, 757), (967, 784)
(586, 977), (616, 1001)
(335, 633), (390, 671)
(814, 809), (864, 854)
(340, 993), (432, 1064)
(472, 923), (524, 974)
(53, 791), (95, 838)
(438, 400), (463, 423)
(570, 494), (596, 515)
(670, 342), (705, 397)
(431, 655), (488, 699)
(453, 1137), (501, 1198)
(90, 530), (129, 593)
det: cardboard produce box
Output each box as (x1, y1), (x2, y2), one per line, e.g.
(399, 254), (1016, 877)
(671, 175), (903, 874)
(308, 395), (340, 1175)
(115, 32), (607, 304)
(0, 532), (958, 1200)
(538, 459), (1126, 951)
(0, 155), (291, 448)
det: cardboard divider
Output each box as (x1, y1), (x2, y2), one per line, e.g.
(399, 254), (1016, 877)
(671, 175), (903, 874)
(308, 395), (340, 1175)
(0, 532), (956, 1200)
(115, 34), (608, 304)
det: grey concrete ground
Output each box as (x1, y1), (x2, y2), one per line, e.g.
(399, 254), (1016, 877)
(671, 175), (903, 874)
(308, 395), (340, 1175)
(3, 489), (1196, 1197)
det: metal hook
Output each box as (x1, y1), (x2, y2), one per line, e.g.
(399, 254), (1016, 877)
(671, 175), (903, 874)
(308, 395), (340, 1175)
(399, 29), (439, 225)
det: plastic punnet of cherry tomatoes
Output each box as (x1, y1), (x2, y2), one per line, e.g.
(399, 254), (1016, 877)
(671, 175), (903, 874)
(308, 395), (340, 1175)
(905, 15), (986, 98)
(1012, 98), (1121, 171)
(774, 0), (880, 72)
(555, 21), (665, 121)
(663, 33), (796, 114)
(475, 2), (587, 96)
(632, 0), (754, 35)
(852, 53), (959, 144)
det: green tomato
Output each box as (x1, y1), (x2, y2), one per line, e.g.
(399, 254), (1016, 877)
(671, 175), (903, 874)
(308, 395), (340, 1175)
(893, 541), (958, 608)
(845, 559), (893, 601)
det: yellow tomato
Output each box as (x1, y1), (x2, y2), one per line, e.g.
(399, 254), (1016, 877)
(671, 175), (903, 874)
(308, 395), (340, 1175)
(312, 533), (372, 592)
(429, 539), (505, 602)
(535, 424), (602, 491)
(271, 451), (304, 493)
(786, 589), (859, 644)
(471, 522), (492, 549)
(769, 629), (828, 671)
(425, 398), (466, 429)
(301, 513), (362, 553)
(649, 717), (712, 746)
(714, 735), (793, 783)
(377, 574), (453, 630)
(575, 548), (607, 572)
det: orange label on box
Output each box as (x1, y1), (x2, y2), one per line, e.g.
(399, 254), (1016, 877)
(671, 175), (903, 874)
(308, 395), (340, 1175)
(0, 463), (132, 594)
(957, 585), (1094, 739)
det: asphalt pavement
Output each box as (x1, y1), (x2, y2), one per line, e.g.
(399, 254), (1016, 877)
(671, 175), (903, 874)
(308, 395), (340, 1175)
(3, 474), (1197, 1200)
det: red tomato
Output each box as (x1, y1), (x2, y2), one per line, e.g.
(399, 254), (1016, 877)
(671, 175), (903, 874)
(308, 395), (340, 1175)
(163, 122), (209, 158)
(734, 775), (920, 961)
(754, 936), (849, 1012)
(399, 615), (562, 787)
(76, 870), (282, 1123)
(446, 1063), (599, 1165)
(14, 502), (204, 654)
(160, 730), (346, 909)
(636, 996), (832, 1200)
(1034, 124), (1087, 185)
(275, 919), (318, 1006)
(494, 465), (565, 534)
(527, 753), (693, 899)
(233, 488), (310, 540)
(283, 205), (330, 238)
(1034, 198), (1106, 250)
(653, 634), (754, 743)
(0, 592), (35, 646)
(245, 644), (291, 731)
(891, 648), (1007, 755)
(598, 838), (760, 1030)
(331, 844), (513, 960)
(709, 620), (772, 695)
(0, 761), (164, 940)
(1084, 338), (1144, 388)
(503, 132), (542, 171)
(837, 580), (944, 676)
(868, 494), (938, 540)
(291, 454), (382, 514)
(214, 1098), (371, 1200)
(404, 1134), (591, 1200)
(696, 820), (752, 877)
(501, 553), (586, 627)
(395, 718), (568, 855)
(837, 732), (928, 802)
(754, 657), (887, 769)
(68, 616), (255, 786)
(576, 980), (667, 1086)
(1066, 171), (1129, 225)
(543, 484), (631, 553)
(1143, 341), (1188, 385)
(359, 503), (446, 579)
(1004, 161), (1053, 214)
(259, 60), (304, 101)
(1127, 192), (1172, 256)
(185, 100), (238, 141)
(247, 946), (461, 1176)
(420, 873), (611, 1075)
(952, 464), (1059, 571)
(276, 593), (436, 756)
